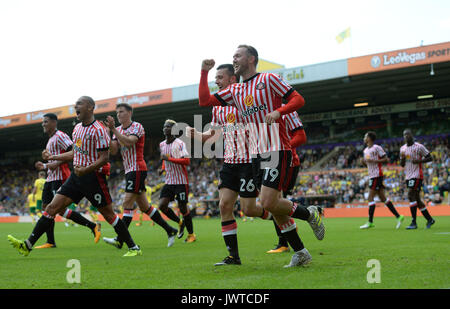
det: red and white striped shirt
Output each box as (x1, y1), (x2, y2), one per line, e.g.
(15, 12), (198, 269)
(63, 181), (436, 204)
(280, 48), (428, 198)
(113, 121), (147, 174)
(363, 144), (386, 178)
(46, 130), (73, 182)
(215, 73), (293, 155)
(72, 120), (111, 175)
(160, 138), (189, 184)
(211, 105), (251, 164)
(283, 112), (303, 167)
(400, 142), (430, 180)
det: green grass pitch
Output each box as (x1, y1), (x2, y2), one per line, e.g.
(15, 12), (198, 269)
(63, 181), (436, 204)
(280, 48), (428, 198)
(1, 216), (449, 289)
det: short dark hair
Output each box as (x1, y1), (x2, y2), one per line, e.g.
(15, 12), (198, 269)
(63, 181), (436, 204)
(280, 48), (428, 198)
(238, 44), (259, 66)
(43, 113), (57, 121)
(78, 96), (95, 108)
(217, 64), (238, 80)
(366, 131), (376, 141)
(116, 103), (133, 112)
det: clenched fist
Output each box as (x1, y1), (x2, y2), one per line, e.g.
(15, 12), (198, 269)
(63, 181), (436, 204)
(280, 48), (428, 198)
(201, 59), (215, 71)
(42, 149), (52, 160)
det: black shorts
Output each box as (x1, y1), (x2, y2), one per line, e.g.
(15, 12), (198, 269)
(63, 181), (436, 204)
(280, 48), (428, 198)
(125, 171), (147, 193)
(218, 163), (259, 198)
(284, 165), (300, 195)
(406, 178), (423, 192)
(368, 177), (385, 191)
(57, 171), (112, 208)
(252, 150), (292, 192)
(160, 184), (189, 203)
(42, 180), (64, 205)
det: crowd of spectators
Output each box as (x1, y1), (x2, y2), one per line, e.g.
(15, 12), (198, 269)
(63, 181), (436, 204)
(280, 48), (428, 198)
(290, 166), (449, 206)
(0, 166), (35, 216)
(0, 134), (448, 216)
(0, 156), (222, 216)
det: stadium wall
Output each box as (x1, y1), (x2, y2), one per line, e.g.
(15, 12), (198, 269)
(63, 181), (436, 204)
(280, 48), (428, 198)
(1, 205), (449, 223)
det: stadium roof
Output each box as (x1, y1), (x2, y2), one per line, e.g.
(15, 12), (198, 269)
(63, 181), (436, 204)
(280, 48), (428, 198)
(1, 41), (449, 155)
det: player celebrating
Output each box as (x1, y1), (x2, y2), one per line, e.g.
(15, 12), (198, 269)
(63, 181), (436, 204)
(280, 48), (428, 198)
(199, 45), (323, 267)
(8, 96), (141, 257)
(159, 119), (196, 243)
(189, 62), (272, 266)
(400, 129), (435, 229)
(102, 103), (177, 249)
(359, 131), (404, 229)
(34, 113), (101, 249)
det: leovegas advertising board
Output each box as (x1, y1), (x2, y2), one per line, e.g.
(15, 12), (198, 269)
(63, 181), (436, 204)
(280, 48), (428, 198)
(0, 105), (74, 130)
(93, 88), (172, 114)
(0, 88), (172, 129)
(347, 41), (450, 76)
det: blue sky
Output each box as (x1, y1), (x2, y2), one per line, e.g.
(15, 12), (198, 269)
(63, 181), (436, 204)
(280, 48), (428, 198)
(0, 0), (449, 117)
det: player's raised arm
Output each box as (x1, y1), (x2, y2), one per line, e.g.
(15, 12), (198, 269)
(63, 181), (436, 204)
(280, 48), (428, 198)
(199, 59), (222, 107)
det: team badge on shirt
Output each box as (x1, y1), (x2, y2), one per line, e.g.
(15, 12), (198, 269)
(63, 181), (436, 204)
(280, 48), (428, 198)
(256, 82), (266, 90)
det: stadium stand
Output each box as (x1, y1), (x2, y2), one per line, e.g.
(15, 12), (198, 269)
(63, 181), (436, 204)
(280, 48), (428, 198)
(0, 133), (448, 217)
(1, 41), (449, 219)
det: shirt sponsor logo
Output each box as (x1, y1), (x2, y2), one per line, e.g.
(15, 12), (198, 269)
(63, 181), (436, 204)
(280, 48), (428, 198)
(244, 95), (254, 107)
(222, 123), (246, 133)
(73, 145), (89, 155)
(241, 104), (268, 118)
(227, 113), (236, 124)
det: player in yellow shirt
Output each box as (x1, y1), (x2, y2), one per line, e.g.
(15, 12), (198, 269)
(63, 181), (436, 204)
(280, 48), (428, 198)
(27, 190), (38, 224)
(32, 171), (46, 216)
